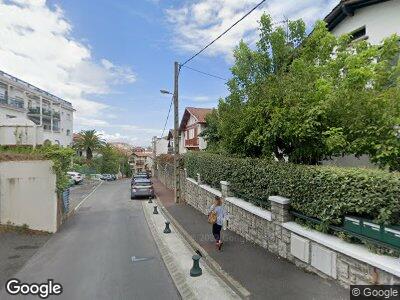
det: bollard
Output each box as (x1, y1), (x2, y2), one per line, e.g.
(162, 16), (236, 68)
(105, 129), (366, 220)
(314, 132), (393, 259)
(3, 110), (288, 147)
(148, 196), (153, 204)
(153, 206), (159, 214)
(163, 221), (171, 234)
(190, 255), (202, 277)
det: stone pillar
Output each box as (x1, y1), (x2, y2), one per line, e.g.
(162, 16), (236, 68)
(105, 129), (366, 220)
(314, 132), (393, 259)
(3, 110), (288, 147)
(269, 196), (291, 223)
(220, 181), (233, 198)
(196, 173), (201, 185)
(269, 196), (291, 257)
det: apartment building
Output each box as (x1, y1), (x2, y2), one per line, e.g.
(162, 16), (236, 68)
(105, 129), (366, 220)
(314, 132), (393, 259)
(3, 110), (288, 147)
(0, 70), (74, 147)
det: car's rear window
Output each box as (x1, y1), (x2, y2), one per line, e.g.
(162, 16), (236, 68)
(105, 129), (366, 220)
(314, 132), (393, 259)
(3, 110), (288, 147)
(134, 182), (151, 187)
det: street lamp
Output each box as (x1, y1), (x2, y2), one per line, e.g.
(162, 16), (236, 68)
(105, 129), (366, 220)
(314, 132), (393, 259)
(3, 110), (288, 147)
(160, 90), (173, 95)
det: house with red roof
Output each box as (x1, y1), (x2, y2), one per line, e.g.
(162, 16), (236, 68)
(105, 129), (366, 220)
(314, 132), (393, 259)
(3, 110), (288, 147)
(179, 107), (213, 153)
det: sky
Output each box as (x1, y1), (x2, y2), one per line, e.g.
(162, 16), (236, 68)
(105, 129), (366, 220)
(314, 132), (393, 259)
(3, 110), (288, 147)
(0, 0), (338, 146)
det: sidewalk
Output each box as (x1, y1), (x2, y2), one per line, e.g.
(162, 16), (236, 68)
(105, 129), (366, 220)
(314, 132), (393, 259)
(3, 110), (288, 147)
(142, 197), (240, 299)
(153, 178), (349, 300)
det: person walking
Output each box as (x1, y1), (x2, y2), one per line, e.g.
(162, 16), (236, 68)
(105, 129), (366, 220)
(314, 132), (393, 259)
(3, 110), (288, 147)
(208, 196), (227, 250)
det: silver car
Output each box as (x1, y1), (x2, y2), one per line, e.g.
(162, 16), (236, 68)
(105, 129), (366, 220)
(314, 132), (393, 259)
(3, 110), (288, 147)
(131, 179), (154, 199)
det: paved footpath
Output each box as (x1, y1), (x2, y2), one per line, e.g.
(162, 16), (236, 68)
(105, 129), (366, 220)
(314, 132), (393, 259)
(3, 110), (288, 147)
(153, 177), (350, 300)
(0, 179), (179, 300)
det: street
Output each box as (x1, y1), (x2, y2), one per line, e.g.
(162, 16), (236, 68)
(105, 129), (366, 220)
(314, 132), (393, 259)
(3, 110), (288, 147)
(0, 179), (179, 300)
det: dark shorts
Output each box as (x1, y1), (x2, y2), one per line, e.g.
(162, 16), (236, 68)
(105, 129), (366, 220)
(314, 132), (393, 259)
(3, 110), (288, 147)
(212, 223), (222, 241)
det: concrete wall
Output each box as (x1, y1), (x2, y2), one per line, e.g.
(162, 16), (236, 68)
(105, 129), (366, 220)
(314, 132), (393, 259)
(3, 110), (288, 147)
(331, 1), (400, 44)
(0, 160), (58, 232)
(0, 105), (26, 119)
(156, 167), (400, 287)
(0, 125), (43, 146)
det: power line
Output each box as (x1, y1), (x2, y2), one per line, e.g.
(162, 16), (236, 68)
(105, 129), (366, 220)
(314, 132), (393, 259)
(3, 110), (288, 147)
(181, 65), (228, 81)
(180, 0), (268, 67)
(161, 96), (173, 137)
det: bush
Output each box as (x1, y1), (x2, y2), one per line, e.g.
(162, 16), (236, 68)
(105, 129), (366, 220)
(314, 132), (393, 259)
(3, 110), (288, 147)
(0, 145), (75, 193)
(184, 152), (400, 226)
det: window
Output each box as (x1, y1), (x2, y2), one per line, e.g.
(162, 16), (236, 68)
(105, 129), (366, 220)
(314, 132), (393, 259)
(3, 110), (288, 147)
(350, 26), (366, 42)
(66, 129), (71, 136)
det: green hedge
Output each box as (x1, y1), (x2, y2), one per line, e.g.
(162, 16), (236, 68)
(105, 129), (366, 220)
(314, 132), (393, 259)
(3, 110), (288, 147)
(184, 152), (400, 226)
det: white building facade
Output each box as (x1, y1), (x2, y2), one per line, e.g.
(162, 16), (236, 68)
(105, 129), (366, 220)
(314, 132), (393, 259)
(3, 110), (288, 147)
(179, 107), (212, 154)
(325, 0), (400, 44)
(0, 70), (74, 147)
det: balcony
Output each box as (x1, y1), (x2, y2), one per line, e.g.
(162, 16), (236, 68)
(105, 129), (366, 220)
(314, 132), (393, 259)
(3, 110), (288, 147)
(42, 108), (51, 116)
(53, 111), (60, 119)
(0, 96), (25, 110)
(184, 137), (199, 147)
(28, 107), (41, 115)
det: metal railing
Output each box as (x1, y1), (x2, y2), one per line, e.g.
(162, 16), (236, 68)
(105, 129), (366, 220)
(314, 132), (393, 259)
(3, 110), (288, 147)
(28, 107), (40, 114)
(0, 70), (73, 108)
(290, 210), (400, 251)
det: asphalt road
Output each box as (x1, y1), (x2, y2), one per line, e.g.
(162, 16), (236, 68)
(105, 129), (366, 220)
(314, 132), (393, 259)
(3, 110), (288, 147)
(0, 179), (179, 300)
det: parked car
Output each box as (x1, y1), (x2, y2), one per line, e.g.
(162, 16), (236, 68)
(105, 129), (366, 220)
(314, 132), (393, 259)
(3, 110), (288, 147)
(131, 174), (149, 186)
(131, 179), (154, 199)
(67, 172), (83, 185)
(137, 171), (150, 178)
(111, 174), (117, 180)
(100, 174), (113, 181)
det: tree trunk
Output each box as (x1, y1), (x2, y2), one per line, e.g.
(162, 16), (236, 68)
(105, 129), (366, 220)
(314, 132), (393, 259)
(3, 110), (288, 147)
(87, 147), (93, 161)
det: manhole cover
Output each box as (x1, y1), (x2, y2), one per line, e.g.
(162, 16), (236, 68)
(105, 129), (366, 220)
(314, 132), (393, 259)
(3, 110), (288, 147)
(14, 245), (38, 250)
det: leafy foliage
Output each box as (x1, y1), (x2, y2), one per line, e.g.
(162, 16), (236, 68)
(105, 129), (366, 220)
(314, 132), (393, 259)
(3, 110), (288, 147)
(184, 152), (400, 226)
(73, 130), (105, 160)
(0, 145), (75, 193)
(205, 15), (400, 170)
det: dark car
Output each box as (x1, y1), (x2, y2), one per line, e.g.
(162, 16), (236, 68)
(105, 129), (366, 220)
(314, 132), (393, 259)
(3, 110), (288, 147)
(131, 179), (154, 199)
(137, 171), (150, 178)
(131, 174), (149, 186)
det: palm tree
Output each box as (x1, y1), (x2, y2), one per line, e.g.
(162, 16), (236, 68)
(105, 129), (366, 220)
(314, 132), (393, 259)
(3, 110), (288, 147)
(73, 130), (105, 161)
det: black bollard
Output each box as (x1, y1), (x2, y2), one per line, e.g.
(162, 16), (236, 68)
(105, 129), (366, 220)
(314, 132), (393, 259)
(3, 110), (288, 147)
(163, 221), (171, 234)
(148, 196), (153, 203)
(153, 206), (158, 214)
(190, 255), (202, 277)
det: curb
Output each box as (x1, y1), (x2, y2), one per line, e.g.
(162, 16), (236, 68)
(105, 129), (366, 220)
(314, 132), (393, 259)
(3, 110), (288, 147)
(63, 180), (104, 222)
(155, 197), (251, 300)
(141, 201), (197, 300)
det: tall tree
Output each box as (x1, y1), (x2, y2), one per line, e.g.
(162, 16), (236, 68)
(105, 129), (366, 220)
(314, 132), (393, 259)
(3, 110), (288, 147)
(74, 130), (105, 161)
(204, 14), (400, 170)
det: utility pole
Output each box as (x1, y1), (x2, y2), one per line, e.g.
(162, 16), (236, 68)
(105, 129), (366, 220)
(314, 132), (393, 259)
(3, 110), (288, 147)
(173, 61), (181, 203)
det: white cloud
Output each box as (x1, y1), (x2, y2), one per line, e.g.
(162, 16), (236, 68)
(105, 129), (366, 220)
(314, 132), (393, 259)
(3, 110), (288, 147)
(0, 0), (135, 127)
(166, 0), (338, 61)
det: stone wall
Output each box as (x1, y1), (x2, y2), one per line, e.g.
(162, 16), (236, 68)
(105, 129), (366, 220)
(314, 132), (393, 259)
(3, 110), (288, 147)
(155, 167), (400, 288)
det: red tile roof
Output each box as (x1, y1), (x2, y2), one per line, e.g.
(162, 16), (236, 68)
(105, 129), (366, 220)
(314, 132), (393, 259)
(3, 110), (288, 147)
(180, 107), (213, 130)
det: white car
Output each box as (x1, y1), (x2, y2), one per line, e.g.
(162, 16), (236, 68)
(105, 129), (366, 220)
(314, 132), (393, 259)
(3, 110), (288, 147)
(67, 172), (83, 185)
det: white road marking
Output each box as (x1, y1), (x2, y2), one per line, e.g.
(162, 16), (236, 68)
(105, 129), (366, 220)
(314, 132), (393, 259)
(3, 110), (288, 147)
(74, 181), (104, 211)
(131, 256), (152, 262)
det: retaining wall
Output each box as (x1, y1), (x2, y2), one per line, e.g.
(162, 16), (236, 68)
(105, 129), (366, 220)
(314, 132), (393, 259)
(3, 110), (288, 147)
(156, 166), (400, 288)
(0, 160), (58, 232)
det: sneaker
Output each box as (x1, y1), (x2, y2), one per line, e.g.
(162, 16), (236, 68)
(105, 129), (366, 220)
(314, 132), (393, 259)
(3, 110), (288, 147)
(217, 241), (223, 251)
